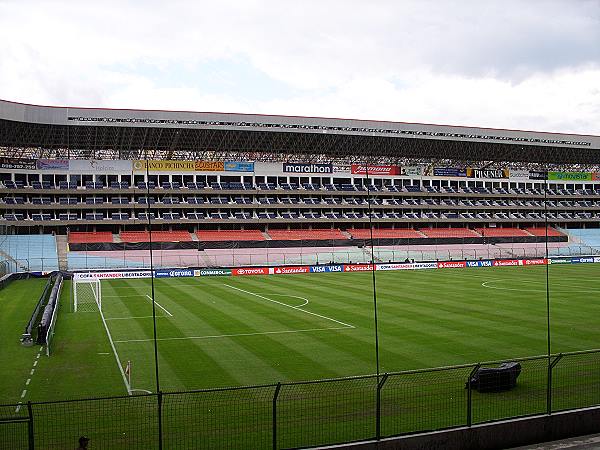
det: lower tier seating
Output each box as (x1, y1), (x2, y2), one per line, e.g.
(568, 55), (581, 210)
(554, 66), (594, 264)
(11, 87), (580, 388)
(196, 230), (265, 241)
(266, 229), (347, 240)
(348, 228), (425, 239)
(120, 230), (192, 243)
(68, 231), (114, 244)
(419, 228), (481, 238)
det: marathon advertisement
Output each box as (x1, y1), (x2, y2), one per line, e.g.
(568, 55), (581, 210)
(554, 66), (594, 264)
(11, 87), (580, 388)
(224, 161), (254, 172)
(548, 171), (592, 181)
(36, 159), (69, 170)
(0, 158), (36, 170)
(466, 260), (493, 267)
(467, 168), (509, 179)
(351, 164), (400, 176)
(274, 266), (310, 274)
(437, 261), (467, 269)
(282, 163), (333, 174)
(432, 167), (467, 177)
(154, 269), (194, 278)
(198, 269), (232, 276)
(310, 265), (344, 273)
(232, 267), (270, 276)
(73, 271), (152, 280)
(343, 264), (374, 272)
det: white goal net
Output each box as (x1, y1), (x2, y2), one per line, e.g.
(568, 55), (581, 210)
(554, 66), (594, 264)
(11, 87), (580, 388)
(73, 278), (102, 312)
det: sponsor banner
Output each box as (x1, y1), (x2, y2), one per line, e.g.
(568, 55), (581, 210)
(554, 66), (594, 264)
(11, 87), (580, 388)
(224, 161), (254, 172)
(36, 159), (69, 170)
(528, 170), (548, 180)
(376, 263), (415, 271)
(69, 159), (132, 172)
(413, 262), (438, 270)
(198, 269), (232, 276)
(466, 260), (493, 267)
(547, 171), (592, 181)
(133, 160), (196, 172)
(570, 257), (595, 264)
(523, 258), (547, 265)
(509, 169), (530, 179)
(282, 163), (333, 174)
(344, 264), (374, 272)
(154, 269), (194, 278)
(351, 164), (400, 176)
(550, 258), (571, 264)
(195, 161), (225, 172)
(433, 167), (467, 177)
(310, 265), (344, 273)
(492, 259), (523, 267)
(467, 168), (509, 179)
(401, 165), (424, 176)
(594, 257), (600, 264)
(232, 267), (269, 276)
(274, 266), (310, 274)
(437, 261), (467, 269)
(73, 271), (152, 280)
(333, 165), (351, 174)
(0, 158), (36, 170)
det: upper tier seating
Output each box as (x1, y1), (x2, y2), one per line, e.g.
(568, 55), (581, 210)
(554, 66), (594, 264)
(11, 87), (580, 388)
(266, 229), (347, 240)
(69, 232), (114, 244)
(196, 230), (265, 241)
(525, 227), (564, 237)
(348, 228), (425, 239)
(474, 228), (531, 237)
(120, 230), (193, 243)
(420, 228), (481, 238)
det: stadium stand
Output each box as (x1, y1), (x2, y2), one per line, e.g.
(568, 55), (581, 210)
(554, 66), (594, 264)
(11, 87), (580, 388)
(348, 228), (425, 239)
(266, 229), (347, 240)
(0, 235), (58, 271)
(525, 227), (565, 237)
(475, 227), (532, 237)
(68, 232), (114, 244)
(419, 228), (481, 238)
(120, 230), (192, 243)
(196, 230), (265, 241)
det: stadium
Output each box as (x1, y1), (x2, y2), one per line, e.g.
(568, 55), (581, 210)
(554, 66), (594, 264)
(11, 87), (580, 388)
(2, 98), (600, 449)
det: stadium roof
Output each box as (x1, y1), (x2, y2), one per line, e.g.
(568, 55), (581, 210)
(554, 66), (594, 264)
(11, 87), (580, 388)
(0, 99), (599, 164)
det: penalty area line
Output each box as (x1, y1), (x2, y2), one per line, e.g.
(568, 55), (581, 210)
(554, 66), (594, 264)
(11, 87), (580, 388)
(224, 284), (354, 329)
(98, 307), (132, 395)
(114, 326), (353, 343)
(145, 295), (173, 317)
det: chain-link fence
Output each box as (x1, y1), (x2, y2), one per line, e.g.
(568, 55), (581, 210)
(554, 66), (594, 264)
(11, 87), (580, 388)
(1, 349), (599, 450)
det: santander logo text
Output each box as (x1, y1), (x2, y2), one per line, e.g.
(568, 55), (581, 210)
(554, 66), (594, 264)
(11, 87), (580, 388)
(274, 266), (310, 274)
(437, 261), (466, 269)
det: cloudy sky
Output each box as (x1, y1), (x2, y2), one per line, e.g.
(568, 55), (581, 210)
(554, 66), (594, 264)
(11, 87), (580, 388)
(1, 0), (599, 134)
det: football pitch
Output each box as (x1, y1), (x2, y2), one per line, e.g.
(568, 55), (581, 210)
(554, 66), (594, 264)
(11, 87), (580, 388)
(3, 264), (600, 404)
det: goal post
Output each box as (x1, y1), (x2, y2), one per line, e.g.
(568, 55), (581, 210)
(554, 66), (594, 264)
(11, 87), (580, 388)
(73, 278), (102, 312)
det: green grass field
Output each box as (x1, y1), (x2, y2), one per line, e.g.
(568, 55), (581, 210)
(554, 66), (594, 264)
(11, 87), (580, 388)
(2, 264), (600, 448)
(2, 264), (600, 404)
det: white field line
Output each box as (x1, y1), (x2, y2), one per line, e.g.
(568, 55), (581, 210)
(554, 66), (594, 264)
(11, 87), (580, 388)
(269, 294), (309, 307)
(15, 348), (43, 412)
(105, 315), (168, 321)
(145, 294), (173, 317)
(224, 284), (355, 329)
(481, 279), (600, 294)
(98, 307), (132, 395)
(114, 326), (352, 343)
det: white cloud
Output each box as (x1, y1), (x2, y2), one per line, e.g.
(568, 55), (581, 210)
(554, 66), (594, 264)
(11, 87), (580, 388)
(0, 0), (599, 134)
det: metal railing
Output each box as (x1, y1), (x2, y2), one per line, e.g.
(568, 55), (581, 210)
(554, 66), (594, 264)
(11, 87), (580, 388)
(2, 349), (599, 449)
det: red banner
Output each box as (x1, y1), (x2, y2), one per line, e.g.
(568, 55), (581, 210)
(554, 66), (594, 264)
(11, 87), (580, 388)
(232, 267), (269, 276)
(523, 258), (547, 265)
(351, 164), (400, 175)
(437, 261), (466, 269)
(274, 266), (310, 274)
(492, 259), (522, 267)
(344, 264), (374, 272)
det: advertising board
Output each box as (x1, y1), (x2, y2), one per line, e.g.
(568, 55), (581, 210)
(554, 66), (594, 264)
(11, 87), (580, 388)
(73, 271), (152, 280)
(492, 259), (522, 266)
(344, 264), (374, 272)
(198, 269), (232, 276)
(274, 266), (310, 274)
(154, 269), (194, 278)
(437, 261), (466, 268)
(195, 161), (225, 172)
(36, 159), (69, 170)
(547, 171), (592, 181)
(224, 161), (254, 172)
(309, 265), (344, 273)
(70, 159), (133, 173)
(433, 167), (467, 177)
(523, 258), (547, 265)
(282, 163), (333, 174)
(467, 168), (509, 179)
(133, 160), (196, 172)
(232, 267), (270, 276)
(466, 260), (493, 267)
(400, 166), (424, 176)
(376, 263), (415, 271)
(0, 158), (36, 170)
(350, 164), (400, 175)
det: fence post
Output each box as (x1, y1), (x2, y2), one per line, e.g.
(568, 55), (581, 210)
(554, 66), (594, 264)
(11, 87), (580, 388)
(547, 354), (563, 415)
(27, 401), (34, 450)
(157, 391), (163, 450)
(467, 364), (480, 427)
(376, 373), (389, 440)
(272, 382), (282, 450)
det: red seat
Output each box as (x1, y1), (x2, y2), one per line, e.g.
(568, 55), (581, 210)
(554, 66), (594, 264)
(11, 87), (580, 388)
(525, 227), (564, 237)
(475, 228), (530, 237)
(267, 229), (347, 240)
(68, 232), (113, 244)
(196, 230), (265, 242)
(349, 228), (424, 239)
(420, 228), (481, 238)
(120, 230), (192, 243)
